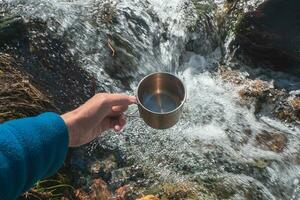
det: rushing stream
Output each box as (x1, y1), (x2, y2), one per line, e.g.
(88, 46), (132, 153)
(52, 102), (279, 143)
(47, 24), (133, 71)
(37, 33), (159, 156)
(1, 0), (300, 199)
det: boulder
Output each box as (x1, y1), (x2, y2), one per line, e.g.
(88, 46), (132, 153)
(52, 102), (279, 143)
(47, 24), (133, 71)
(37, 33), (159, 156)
(0, 17), (96, 112)
(235, 0), (300, 75)
(0, 53), (55, 122)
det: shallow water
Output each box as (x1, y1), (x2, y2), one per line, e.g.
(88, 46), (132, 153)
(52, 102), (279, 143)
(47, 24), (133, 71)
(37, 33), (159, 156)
(2, 0), (300, 199)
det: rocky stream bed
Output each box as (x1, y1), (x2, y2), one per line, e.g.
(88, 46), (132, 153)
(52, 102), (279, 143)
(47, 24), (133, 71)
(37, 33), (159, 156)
(0, 0), (299, 199)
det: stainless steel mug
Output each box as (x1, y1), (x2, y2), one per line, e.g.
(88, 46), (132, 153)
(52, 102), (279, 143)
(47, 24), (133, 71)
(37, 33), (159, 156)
(136, 72), (186, 129)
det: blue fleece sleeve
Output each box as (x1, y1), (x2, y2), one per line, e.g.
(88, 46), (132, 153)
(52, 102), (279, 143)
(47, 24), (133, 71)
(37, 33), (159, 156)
(0, 112), (69, 200)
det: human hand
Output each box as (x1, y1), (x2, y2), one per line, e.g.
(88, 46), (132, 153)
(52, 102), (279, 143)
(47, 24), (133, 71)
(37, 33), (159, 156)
(61, 93), (136, 147)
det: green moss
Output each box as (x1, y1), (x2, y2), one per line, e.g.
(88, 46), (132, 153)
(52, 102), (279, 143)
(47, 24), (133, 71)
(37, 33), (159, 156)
(147, 182), (198, 199)
(91, 1), (117, 27)
(195, 177), (235, 199)
(233, 12), (245, 33)
(192, 1), (214, 17)
(34, 174), (74, 200)
(140, 181), (220, 200)
(253, 159), (268, 169)
(0, 16), (16, 29)
(187, 1), (215, 32)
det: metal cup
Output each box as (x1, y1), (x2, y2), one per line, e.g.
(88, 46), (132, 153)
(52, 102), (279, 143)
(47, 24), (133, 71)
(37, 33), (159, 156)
(136, 72), (186, 129)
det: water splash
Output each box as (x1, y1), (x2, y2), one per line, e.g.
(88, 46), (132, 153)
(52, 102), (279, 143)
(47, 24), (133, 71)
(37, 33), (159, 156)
(102, 65), (300, 198)
(2, 0), (300, 199)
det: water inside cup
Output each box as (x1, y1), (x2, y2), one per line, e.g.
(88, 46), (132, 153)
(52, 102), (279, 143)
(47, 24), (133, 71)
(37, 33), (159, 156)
(142, 91), (179, 113)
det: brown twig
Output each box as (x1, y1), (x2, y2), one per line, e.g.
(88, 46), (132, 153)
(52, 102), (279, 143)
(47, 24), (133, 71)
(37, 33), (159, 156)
(108, 38), (115, 56)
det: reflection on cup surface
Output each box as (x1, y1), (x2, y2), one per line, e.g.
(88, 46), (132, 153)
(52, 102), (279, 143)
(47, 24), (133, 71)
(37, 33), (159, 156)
(142, 91), (179, 113)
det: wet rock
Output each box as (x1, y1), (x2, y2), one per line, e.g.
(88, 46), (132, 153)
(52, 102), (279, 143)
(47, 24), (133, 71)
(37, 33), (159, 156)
(221, 67), (298, 123)
(239, 79), (272, 98)
(75, 180), (132, 200)
(74, 189), (90, 200)
(235, 0), (300, 75)
(115, 185), (132, 200)
(0, 16), (26, 46)
(110, 165), (145, 189)
(104, 34), (140, 89)
(90, 179), (112, 200)
(238, 79), (275, 113)
(74, 179), (113, 200)
(90, 161), (103, 175)
(237, 78), (295, 120)
(216, 0), (263, 39)
(1, 18), (96, 112)
(255, 130), (287, 153)
(200, 175), (275, 199)
(92, 1), (118, 25)
(200, 177), (235, 199)
(289, 97), (300, 111)
(185, 1), (221, 56)
(254, 159), (269, 169)
(160, 183), (198, 200)
(198, 170), (289, 200)
(136, 195), (159, 200)
(274, 95), (300, 123)
(88, 153), (118, 181)
(71, 145), (125, 186)
(218, 66), (246, 85)
(101, 3), (154, 89)
(289, 96), (300, 121)
(0, 53), (56, 122)
(140, 181), (210, 200)
(111, 169), (129, 188)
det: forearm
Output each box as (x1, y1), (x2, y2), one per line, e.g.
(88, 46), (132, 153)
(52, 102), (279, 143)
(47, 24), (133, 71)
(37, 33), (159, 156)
(0, 112), (68, 200)
(0, 93), (135, 199)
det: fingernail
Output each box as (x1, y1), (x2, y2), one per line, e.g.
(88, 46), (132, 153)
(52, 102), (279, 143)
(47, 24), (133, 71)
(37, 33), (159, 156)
(115, 125), (121, 131)
(112, 106), (120, 112)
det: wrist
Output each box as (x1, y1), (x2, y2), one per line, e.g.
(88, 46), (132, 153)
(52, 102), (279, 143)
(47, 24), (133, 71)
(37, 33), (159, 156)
(61, 109), (81, 147)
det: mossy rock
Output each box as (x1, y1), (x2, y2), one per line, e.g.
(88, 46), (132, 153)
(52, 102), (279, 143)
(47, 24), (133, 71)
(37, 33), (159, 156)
(195, 177), (235, 199)
(139, 181), (215, 200)
(255, 130), (287, 153)
(192, 0), (215, 17)
(0, 53), (56, 122)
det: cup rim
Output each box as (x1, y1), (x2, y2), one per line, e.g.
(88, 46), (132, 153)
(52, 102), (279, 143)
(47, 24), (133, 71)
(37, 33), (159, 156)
(136, 72), (187, 115)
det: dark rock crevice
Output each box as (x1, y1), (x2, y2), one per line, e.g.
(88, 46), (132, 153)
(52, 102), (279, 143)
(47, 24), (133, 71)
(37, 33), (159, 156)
(235, 0), (300, 76)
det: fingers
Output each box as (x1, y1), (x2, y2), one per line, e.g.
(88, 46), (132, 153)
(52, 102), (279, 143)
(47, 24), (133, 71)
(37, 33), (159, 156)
(100, 114), (126, 132)
(110, 114), (126, 132)
(117, 114), (126, 130)
(111, 105), (128, 113)
(105, 94), (137, 107)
